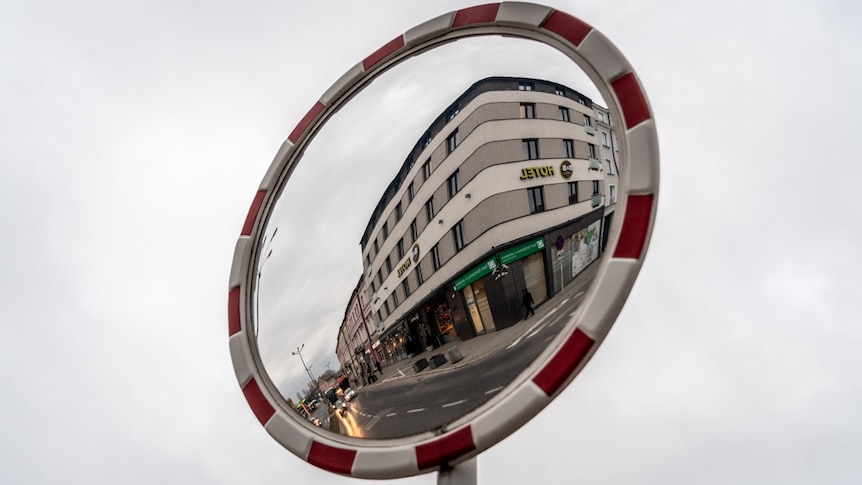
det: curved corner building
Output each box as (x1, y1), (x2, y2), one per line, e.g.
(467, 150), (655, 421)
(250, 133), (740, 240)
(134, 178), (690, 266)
(352, 77), (618, 367)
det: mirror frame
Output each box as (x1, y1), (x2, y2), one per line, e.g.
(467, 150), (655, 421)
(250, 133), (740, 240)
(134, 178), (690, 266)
(228, 2), (658, 479)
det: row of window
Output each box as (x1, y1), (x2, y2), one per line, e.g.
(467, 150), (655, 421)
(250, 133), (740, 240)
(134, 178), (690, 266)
(519, 102), (591, 126)
(527, 182), (602, 215)
(523, 138), (596, 160)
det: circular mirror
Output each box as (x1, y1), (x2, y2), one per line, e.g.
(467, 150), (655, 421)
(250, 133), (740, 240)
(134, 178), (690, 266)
(228, 3), (658, 479)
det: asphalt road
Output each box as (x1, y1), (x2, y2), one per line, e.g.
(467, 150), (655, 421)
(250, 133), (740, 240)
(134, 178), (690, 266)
(333, 287), (590, 439)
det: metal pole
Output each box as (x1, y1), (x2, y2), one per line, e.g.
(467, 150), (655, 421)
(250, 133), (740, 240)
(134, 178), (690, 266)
(437, 457), (477, 485)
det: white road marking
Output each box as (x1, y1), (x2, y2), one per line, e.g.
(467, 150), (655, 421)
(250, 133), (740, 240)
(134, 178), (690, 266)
(507, 314), (551, 349)
(385, 412), (397, 417)
(575, 291), (584, 298)
(407, 408), (426, 414)
(442, 400), (467, 408)
(485, 386), (504, 395)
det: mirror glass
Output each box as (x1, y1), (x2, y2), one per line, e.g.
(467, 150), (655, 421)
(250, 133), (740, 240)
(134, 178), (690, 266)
(254, 35), (621, 439)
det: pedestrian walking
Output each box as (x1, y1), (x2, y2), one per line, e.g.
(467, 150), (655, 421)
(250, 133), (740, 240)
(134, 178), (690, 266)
(522, 288), (535, 319)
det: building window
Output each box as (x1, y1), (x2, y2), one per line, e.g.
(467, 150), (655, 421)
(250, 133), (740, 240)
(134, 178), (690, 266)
(447, 108), (460, 121)
(425, 198), (435, 221)
(568, 182), (578, 204)
(446, 130), (459, 154)
(385, 256), (392, 273)
(408, 181), (415, 201)
(559, 106), (570, 122)
(602, 132), (610, 147)
(377, 310), (383, 323)
(410, 218), (418, 242)
(422, 159), (431, 180)
(382, 221), (389, 239)
(588, 143), (597, 158)
(377, 269), (383, 286)
(402, 279), (411, 297)
(395, 202), (402, 221)
(447, 170), (460, 199)
(609, 185), (617, 204)
(528, 187), (545, 214)
(431, 244), (441, 270)
(366, 254), (371, 268)
(518, 82), (534, 91)
(392, 291), (399, 307)
(416, 264), (424, 284)
(370, 281), (376, 294)
(520, 103), (536, 119)
(583, 114), (591, 126)
(564, 139), (574, 158)
(373, 239), (379, 255)
(592, 180), (600, 195)
(596, 111), (605, 123)
(397, 238), (404, 259)
(555, 87), (564, 96)
(383, 300), (390, 316)
(522, 139), (539, 160)
(606, 159), (614, 175)
(452, 220), (466, 252)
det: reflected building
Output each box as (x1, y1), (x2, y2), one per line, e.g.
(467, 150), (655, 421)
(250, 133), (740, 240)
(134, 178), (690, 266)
(335, 276), (383, 387)
(341, 77), (618, 369)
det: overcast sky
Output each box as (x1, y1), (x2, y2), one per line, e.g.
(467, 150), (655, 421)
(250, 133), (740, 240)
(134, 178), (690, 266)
(2, 1), (861, 484)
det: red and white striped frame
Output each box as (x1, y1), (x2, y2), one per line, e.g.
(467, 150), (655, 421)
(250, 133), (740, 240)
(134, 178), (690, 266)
(228, 2), (658, 479)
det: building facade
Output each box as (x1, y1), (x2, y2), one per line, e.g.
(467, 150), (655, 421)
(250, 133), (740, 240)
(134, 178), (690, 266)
(349, 77), (618, 367)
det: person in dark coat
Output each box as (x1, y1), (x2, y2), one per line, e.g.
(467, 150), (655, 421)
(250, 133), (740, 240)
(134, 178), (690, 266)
(522, 288), (535, 319)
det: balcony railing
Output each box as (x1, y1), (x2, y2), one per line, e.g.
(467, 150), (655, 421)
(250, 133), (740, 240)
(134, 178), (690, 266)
(591, 194), (602, 207)
(589, 158), (601, 170)
(584, 124), (596, 135)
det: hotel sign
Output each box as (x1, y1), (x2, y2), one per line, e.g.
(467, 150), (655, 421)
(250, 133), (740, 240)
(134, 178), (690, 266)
(519, 165), (555, 179)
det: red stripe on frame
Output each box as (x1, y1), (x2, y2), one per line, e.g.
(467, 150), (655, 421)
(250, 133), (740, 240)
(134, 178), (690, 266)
(613, 194), (654, 259)
(541, 10), (593, 47)
(612, 73), (651, 129)
(242, 378), (275, 426)
(288, 101), (325, 144)
(452, 4), (500, 27)
(416, 426), (476, 470)
(228, 287), (241, 336)
(241, 190), (266, 236)
(362, 36), (405, 71)
(533, 328), (595, 396)
(307, 441), (357, 476)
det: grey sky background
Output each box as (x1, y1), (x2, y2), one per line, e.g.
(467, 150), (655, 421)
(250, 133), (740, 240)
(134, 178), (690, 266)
(1, 1), (860, 484)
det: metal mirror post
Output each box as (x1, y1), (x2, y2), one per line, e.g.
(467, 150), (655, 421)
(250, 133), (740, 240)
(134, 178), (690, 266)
(228, 3), (658, 482)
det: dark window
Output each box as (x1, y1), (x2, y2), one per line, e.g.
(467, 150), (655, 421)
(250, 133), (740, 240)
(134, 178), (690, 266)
(392, 291), (399, 307)
(446, 130), (459, 154)
(373, 239), (378, 254)
(568, 182), (578, 204)
(431, 245), (441, 270)
(383, 300), (390, 315)
(592, 180), (600, 195)
(447, 109), (460, 121)
(564, 139), (574, 158)
(377, 310), (382, 323)
(366, 254), (371, 268)
(426, 198), (435, 221)
(528, 187), (545, 214)
(395, 202), (402, 221)
(402, 279), (411, 297)
(397, 238), (404, 259)
(559, 106), (570, 122)
(410, 218), (418, 242)
(453, 220), (466, 252)
(583, 114), (591, 126)
(385, 256), (392, 273)
(520, 103), (536, 119)
(382, 221), (388, 239)
(377, 269), (383, 286)
(416, 264), (424, 284)
(523, 139), (539, 160)
(423, 159), (431, 180)
(589, 143), (597, 158)
(370, 281), (376, 293)
(447, 170), (460, 199)
(408, 181), (415, 201)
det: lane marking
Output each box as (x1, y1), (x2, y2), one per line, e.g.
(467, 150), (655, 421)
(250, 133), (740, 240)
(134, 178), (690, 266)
(385, 412), (397, 417)
(485, 386), (504, 395)
(407, 408), (426, 414)
(507, 314), (551, 349)
(442, 399), (467, 408)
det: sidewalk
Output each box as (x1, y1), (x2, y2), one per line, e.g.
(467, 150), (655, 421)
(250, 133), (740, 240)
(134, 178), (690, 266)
(366, 261), (599, 386)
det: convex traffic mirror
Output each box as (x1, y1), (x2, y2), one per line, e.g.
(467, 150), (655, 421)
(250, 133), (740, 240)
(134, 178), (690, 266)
(228, 2), (658, 480)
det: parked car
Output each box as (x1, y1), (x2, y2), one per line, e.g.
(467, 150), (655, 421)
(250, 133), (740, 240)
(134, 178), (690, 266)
(343, 388), (357, 402)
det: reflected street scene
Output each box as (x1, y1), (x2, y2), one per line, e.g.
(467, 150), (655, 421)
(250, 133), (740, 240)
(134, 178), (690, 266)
(254, 37), (624, 439)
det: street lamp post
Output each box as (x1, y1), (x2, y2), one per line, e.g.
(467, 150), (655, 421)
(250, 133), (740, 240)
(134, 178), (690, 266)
(292, 344), (316, 388)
